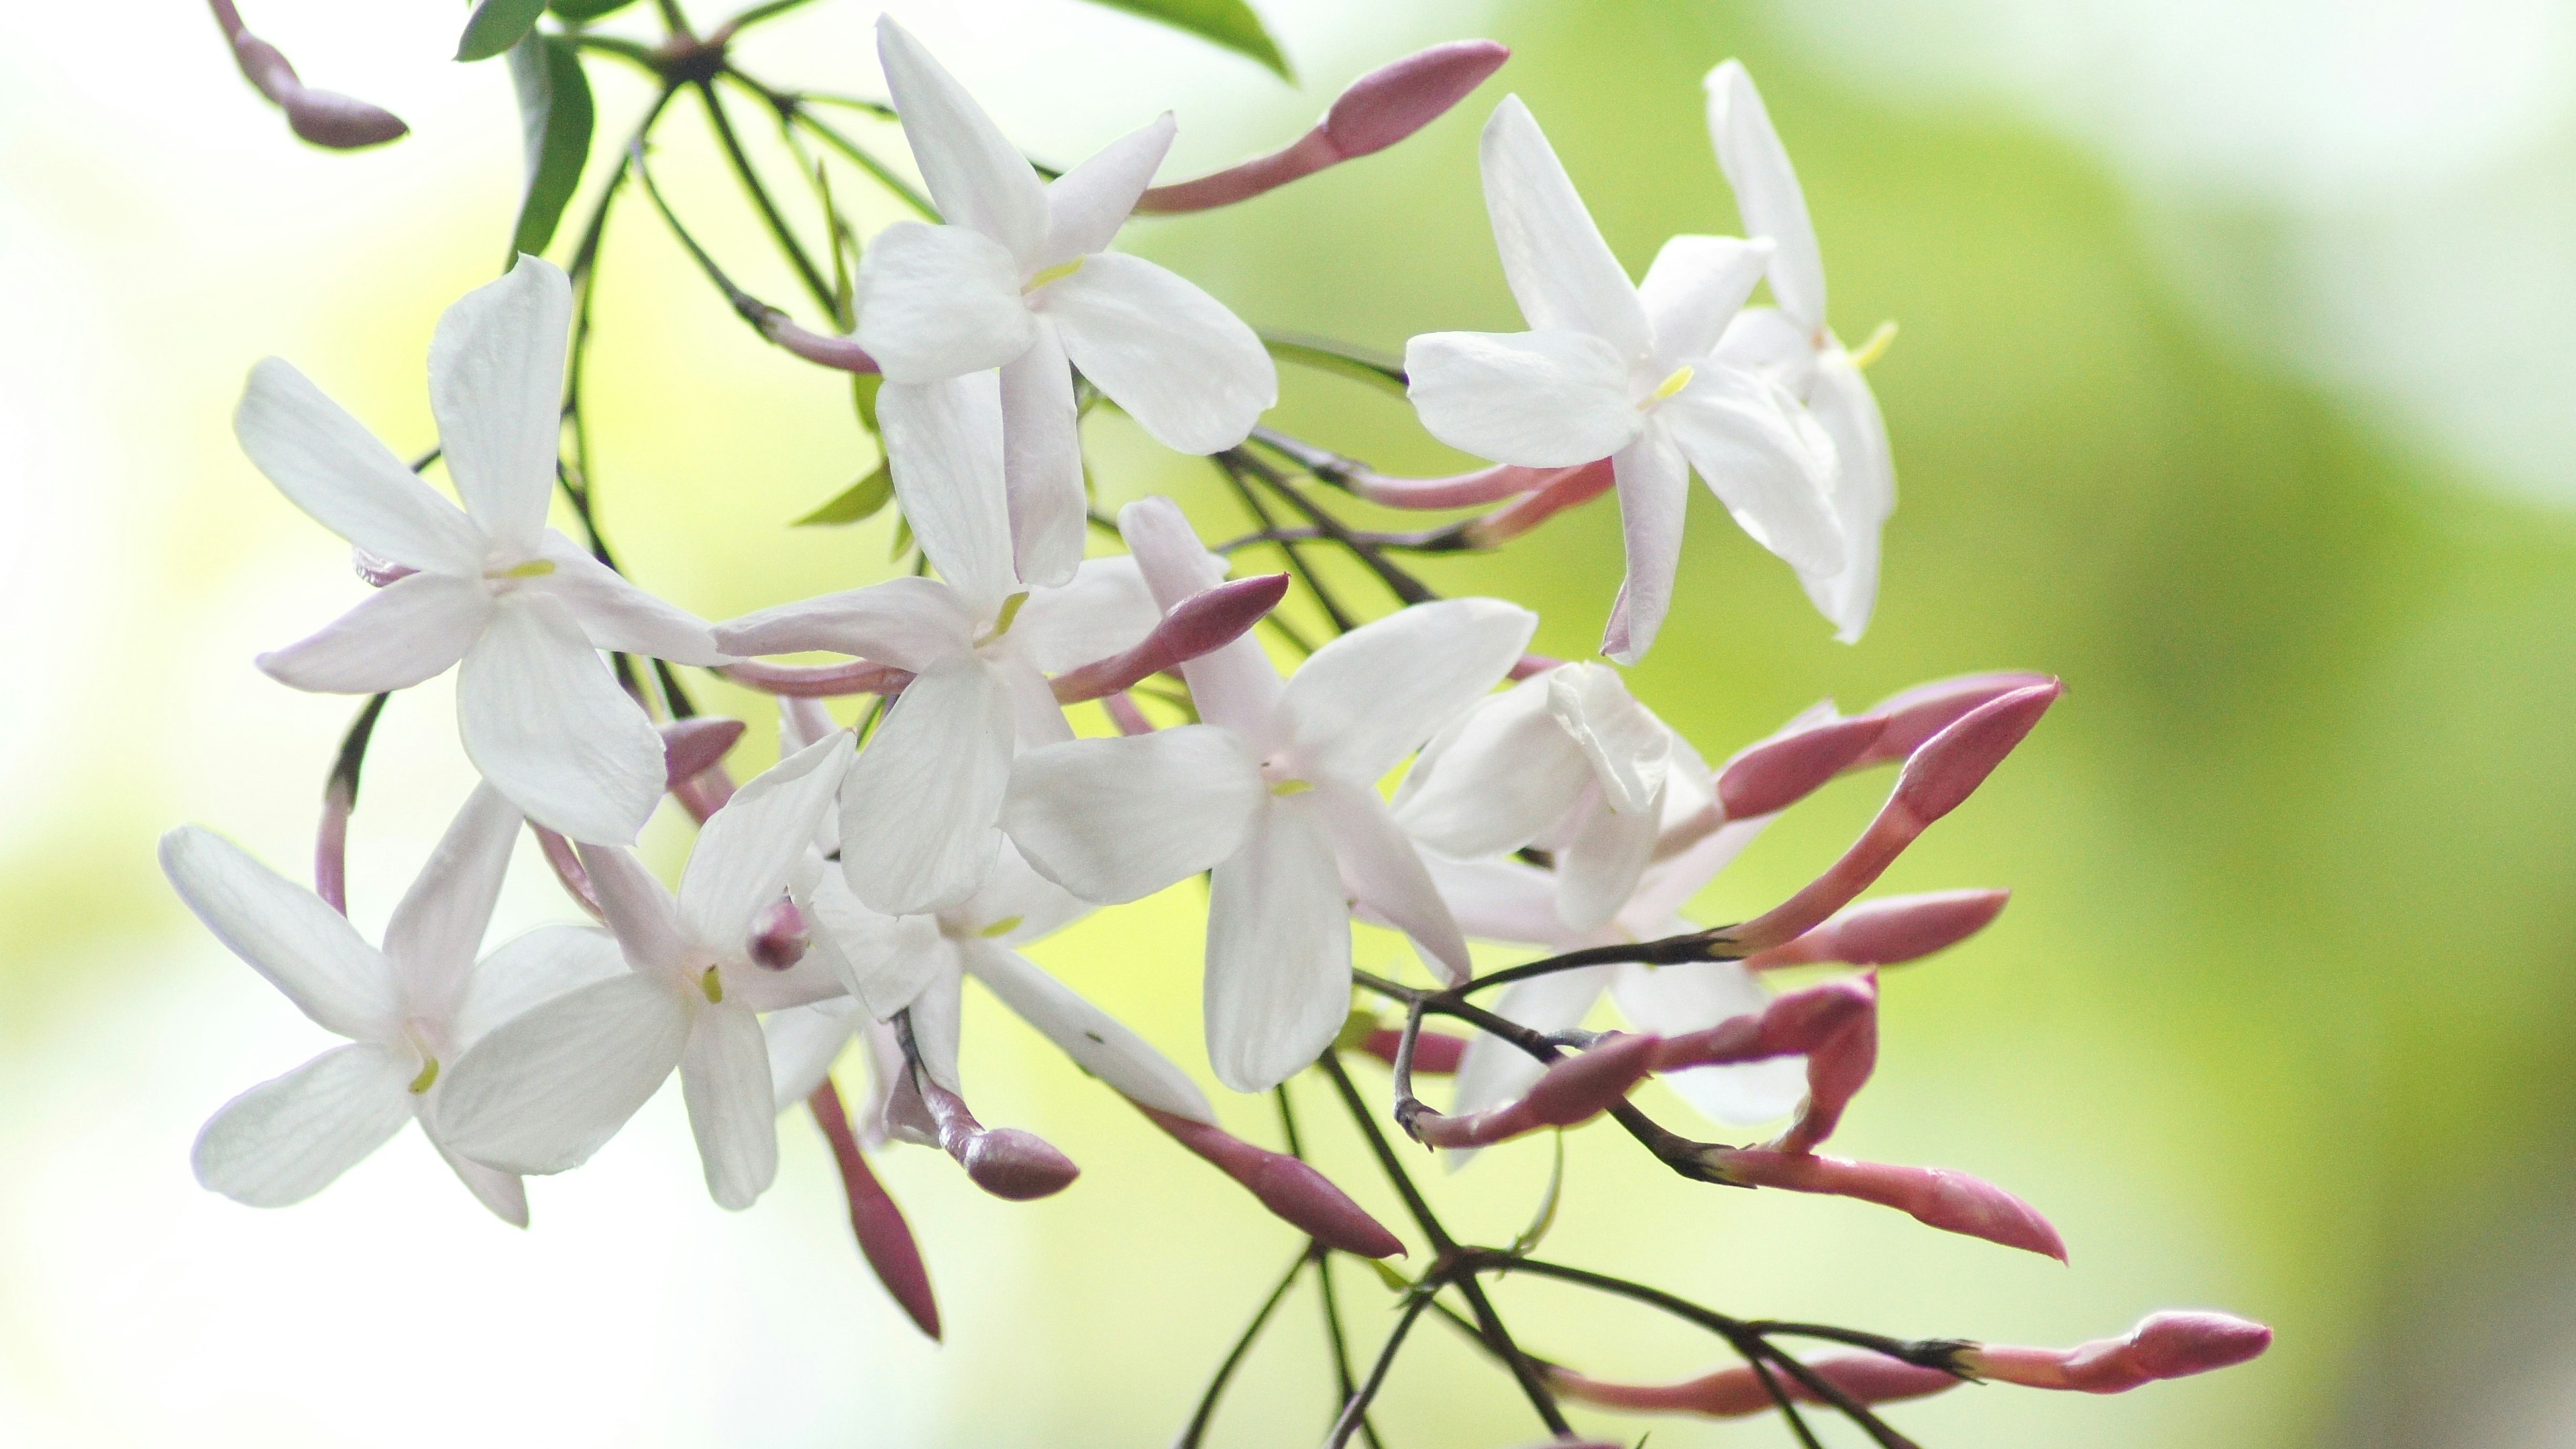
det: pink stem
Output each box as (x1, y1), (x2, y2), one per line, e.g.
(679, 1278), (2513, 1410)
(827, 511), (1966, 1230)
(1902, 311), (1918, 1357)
(718, 658), (917, 698)
(1102, 692), (1156, 736)
(1348, 462), (1567, 510)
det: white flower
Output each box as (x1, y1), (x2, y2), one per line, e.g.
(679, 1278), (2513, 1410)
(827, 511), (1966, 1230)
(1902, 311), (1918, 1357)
(855, 16), (1277, 588)
(1404, 95), (1841, 665)
(1002, 498), (1535, 1092)
(1391, 659), (1676, 932)
(237, 256), (729, 845)
(1706, 60), (1896, 645)
(161, 786), (622, 1223)
(436, 731), (851, 1210)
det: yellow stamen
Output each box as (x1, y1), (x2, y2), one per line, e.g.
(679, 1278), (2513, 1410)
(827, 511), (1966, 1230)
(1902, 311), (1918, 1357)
(989, 591), (1030, 638)
(700, 966), (725, 1004)
(1270, 779), (1313, 797)
(1025, 258), (1085, 292)
(1650, 365), (1695, 402)
(979, 916), (1024, 938)
(492, 558), (557, 579)
(408, 1057), (440, 1094)
(1847, 320), (1898, 370)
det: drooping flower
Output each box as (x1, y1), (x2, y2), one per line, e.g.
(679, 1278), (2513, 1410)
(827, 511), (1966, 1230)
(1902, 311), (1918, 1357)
(1004, 497), (1534, 1091)
(1404, 95), (1839, 664)
(437, 731), (851, 1209)
(162, 785), (619, 1224)
(237, 256), (729, 844)
(854, 17), (1276, 588)
(1705, 60), (1898, 644)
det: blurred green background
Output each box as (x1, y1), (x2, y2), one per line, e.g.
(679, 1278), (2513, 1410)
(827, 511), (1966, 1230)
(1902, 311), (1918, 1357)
(3, 0), (2572, 1444)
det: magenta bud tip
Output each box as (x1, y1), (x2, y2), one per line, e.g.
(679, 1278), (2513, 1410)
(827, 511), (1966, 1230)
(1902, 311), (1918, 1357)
(1324, 40), (1511, 157)
(747, 897), (810, 971)
(962, 1128), (1080, 1201)
(1892, 681), (2061, 824)
(1860, 670), (2057, 764)
(1246, 1156), (1407, 1258)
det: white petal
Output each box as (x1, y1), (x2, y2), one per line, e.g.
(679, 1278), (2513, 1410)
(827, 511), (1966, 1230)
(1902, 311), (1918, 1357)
(159, 826), (399, 1039)
(877, 374), (1019, 615)
(382, 784), (521, 1024)
(451, 923), (631, 1049)
(1601, 429), (1688, 665)
(875, 16), (1049, 264)
(766, 997), (863, 1112)
(1423, 854), (1590, 949)
(1555, 783), (1663, 932)
(1039, 114), (1175, 269)
(682, 1007), (778, 1210)
(254, 570), (490, 695)
(679, 730), (853, 949)
(1798, 353), (1894, 644)
(840, 656), (1014, 914)
(720, 943), (851, 1015)
(802, 872), (947, 1018)
(1704, 62), (1827, 335)
(1545, 663), (1670, 814)
(1479, 95), (1650, 356)
(1403, 329), (1639, 468)
(996, 319), (1086, 588)
(1117, 497), (1283, 734)
(1281, 597), (1536, 785)
(1638, 235), (1772, 367)
(1450, 966), (1613, 1118)
(1713, 306), (1818, 387)
(457, 593), (665, 846)
(961, 938), (1212, 1120)
(1610, 959), (1804, 1126)
(431, 1137), (529, 1227)
(1008, 554), (1159, 674)
(715, 575), (977, 671)
(1204, 797), (1350, 1092)
(437, 971), (693, 1175)
(234, 358), (486, 575)
(1622, 816), (1772, 934)
(905, 949), (967, 1093)
(573, 844), (688, 978)
(1311, 779), (1470, 983)
(193, 1043), (416, 1207)
(427, 256), (571, 556)
(1393, 676), (1589, 859)
(527, 531), (729, 664)
(1002, 727), (1265, 904)
(1662, 367), (1843, 578)
(1042, 254), (1277, 454)
(957, 840), (1094, 944)
(853, 221), (1037, 383)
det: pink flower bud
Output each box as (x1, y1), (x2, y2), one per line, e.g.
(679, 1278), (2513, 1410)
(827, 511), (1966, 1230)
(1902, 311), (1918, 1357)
(1772, 973), (1876, 1155)
(1550, 1354), (1962, 1418)
(718, 658), (918, 698)
(1136, 41), (1509, 213)
(1748, 889), (2011, 970)
(1358, 1026), (1468, 1074)
(807, 1080), (940, 1340)
(1102, 691), (1156, 736)
(1856, 671), (2056, 767)
(1716, 1149), (2068, 1261)
(1650, 976), (1872, 1071)
(1960, 1311), (2271, 1393)
(916, 1075), (1079, 1201)
(757, 311), (881, 374)
(747, 897), (810, 971)
(531, 823), (606, 920)
(1136, 1104), (1406, 1257)
(213, 3), (408, 150)
(1051, 574), (1289, 704)
(1457, 458), (1619, 547)
(1716, 714), (1890, 820)
(660, 716), (746, 790)
(1410, 1033), (1660, 1148)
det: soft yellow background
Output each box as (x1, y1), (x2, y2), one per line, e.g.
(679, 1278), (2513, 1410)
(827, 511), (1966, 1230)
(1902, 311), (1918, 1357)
(4, 1), (2572, 1444)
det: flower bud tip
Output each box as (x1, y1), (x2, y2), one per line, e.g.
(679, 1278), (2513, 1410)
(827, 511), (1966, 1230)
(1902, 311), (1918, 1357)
(962, 1127), (1080, 1200)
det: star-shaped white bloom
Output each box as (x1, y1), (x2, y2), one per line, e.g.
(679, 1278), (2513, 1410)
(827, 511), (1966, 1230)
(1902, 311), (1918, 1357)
(162, 786), (622, 1223)
(437, 731), (851, 1210)
(1706, 60), (1897, 645)
(1404, 95), (1841, 664)
(1002, 497), (1535, 1092)
(237, 256), (730, 845)
(854, 17), (1277, 588)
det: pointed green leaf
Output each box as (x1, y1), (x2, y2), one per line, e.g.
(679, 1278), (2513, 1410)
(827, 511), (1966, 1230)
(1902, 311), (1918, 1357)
(794, 463), (894, 527)
(458, 0), (551, 62)
(851, 372), (882, 435)
(549, 0), (641, 19)
(889, 511), (914, 563)
(1366, 1258), (1414, 1293)
(506, 33), (594, 257)
(1077, 0), (1292, 81)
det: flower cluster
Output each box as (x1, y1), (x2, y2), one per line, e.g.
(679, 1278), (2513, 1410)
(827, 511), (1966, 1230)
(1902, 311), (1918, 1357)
(175, 7), (2267, 1444)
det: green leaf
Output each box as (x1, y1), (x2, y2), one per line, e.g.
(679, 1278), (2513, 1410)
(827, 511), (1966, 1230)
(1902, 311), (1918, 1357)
(1333, 1008), (1381, 1054)
(889, 511), (914, 563)
(1076, 0), (1292, 81)
(506, 33), (594, 257)
(851, 372), (882, 435)
(458, 0), (551, 62)
(1366, 1258), (1414, 1293)
(794, 463), (893, 527)
(549, 0), (640, 19)
(1509, 1130), (1566, 1258)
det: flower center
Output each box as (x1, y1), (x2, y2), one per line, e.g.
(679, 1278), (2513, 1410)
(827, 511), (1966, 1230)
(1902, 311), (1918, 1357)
(1025, 258), (1085, 294)
(1845, 320), (1897, 370)
(407, 1056), (440, 1094)
(978, 915), (1024, 938)
(700, 966), (725, 1004)
(1269, 779), (1313, 796)
(485, 557), (556, 582)
(975, 591), (1031, 649)
(1644, 364), (1695, 407)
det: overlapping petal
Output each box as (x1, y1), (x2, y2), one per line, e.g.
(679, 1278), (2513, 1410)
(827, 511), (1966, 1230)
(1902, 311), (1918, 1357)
(160, 826), (399, 1038)
(679, 731), (851, 950)
(854, 221), (1036, 383)
(996, 320), (1087, 588)
(254, 570), (491, 694)
(234, 358), (486, 576)
(457, 593), (666, 845)
(451, 924), (630, 1049)
(529, 532), (729, 664)
(437, 971), (694, 1174)
(192, 1042), (418, 1208)
(877, 373), (1019, 614)
(840, 655), (1014, 915)
(1004, 726), (1266, 904)
(1638, 234), (1774, 366)
(382, 784), (520, 1021)
(1660, 366), (1843, 577)
(1204, 798), (1349, 1092)
(1403, 329), (1637, 467)
(1281, 597), (1536, 784)
(426, 256), (570, 557)
(1601, 429), (1690, 664)
(1309, 778), (1470, 983)
(1479, 95), (1650, 356)
(1008, 555), (1159, 674)
(1042, 253), (1275, 455)
(681, 1007), (778, 1210)
(1800, 353), (1895, 643)
(1393, 678), (1588, 858)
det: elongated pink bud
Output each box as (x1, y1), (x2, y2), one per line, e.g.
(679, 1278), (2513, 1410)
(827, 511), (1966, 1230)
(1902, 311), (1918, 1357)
(531, 823), (606, 920)
(1772, 973), (1876, 1154)
(759, 311), (881, 374)
(1717, 1149), (2068, 1261)
(719, 658), (916, 698)
(1358, 1027), (1467, 1074)
(1102, 691), (1156, 735)
(1855, 672), (2056, 767)
(1960, 1311), (2271, 1393)
(1749, 889), (2012, 970)
(1410, 1033), (1660, 1148)
(1351, 462), (1562, 510)
(1551, 1354), (1962, 1417)
(661, 716), (746, 788)
(1506, 653), (1564, 682)
(1717, 714), (1889, 820)
(1137, 41), (1509, 213)
(1051, 574), (1288, 703)
(748, 897), (810, 970)
(808, 1079), (941, 1340)
(213, 3), (408, 150)
(1650, 977), (1871, 1071)
(916, 1076), (1079, 1200)
(1137, 1105), (1405, 1256)
(1458, 458), (1618, 547)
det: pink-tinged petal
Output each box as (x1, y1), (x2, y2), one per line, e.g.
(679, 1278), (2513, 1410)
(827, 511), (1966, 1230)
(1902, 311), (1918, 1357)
(1283, 596), (1536, 784)
(1551, 1354), (1962, 1418)
(1450, 964), (1615, 1124)
(806, 1077), (941, 1340)
(1136, 1102), (1406, 1256)
(1799, 352), (1894, 643)
(531, 825), (604, 920)
(382, 784), (521, 1023)
(841, 656), (1014, 915)
(1049, 573), (1283, 702)
(1039, 113), (1175, 268)
(715, 575), (977, 672)
(527, 532), (729, 664)
(439, 971), (694, 1175)
(682, 1006), (778, 1210)
(1601, 429), (1688, 664)
(1960, 1312), (2272, 1393)
(874, 17), (1048, 264)
(1010, 555), (1163, 676)
(1547, 661), (1670, 812)
(1717, 1148), (2068, 1260)
(1613, 959), (1806, 1127)
(573, 843), (688, 979)
(1748, 889), (2010, 970)
(961, 939), (1210, 1120)
(1003, 726), (1267, 904)
(1041, 254), (1276, 454)
(877, 373), (1020, 615)
(449, 924), (629, 1050)
(159, 825), (400, 1039)
(679, 730), (851, 949)
(255, 569), (490, 694)
(1661, 366), (1843, 578)
(429, 1138), (529, 1228)
(1556, 784), (1662, 933)
(1405, 328), (1640, 468)
(1638, 234), (1773, 366)
(1855, 671), (2055, 766)
(1715, 713), (1886, 820)
(1205, 796), (1350, 1092)
(1479, 95), (1650, 356)
(1117, 496), (1284, 733)
(1704, 62), (1826, 335)
(427, 256), (570, 557)
(1423, 854), (1588, 949)
(1311, 777), (1471, 983)
(1410, 1032), (1659, 1149)
(193, 1042), (417, 1208)
(458, 594), (665, 846)
(851, 221), (1035, 383)
(661, 716), (747, 790)
(234, 358), (486, 575)
(802, 875), (946, 1021)
(997, 319), (1086, 588)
